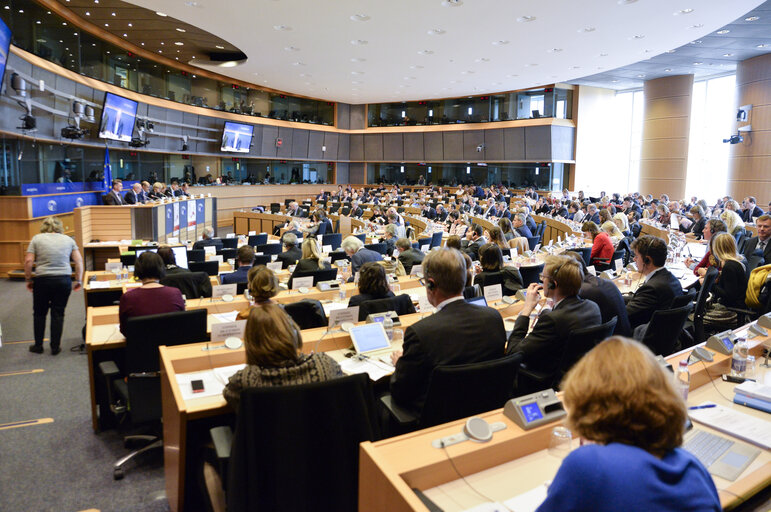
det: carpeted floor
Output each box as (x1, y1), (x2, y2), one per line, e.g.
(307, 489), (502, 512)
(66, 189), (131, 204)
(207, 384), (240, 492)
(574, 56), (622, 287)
(0, 279), (169, 512)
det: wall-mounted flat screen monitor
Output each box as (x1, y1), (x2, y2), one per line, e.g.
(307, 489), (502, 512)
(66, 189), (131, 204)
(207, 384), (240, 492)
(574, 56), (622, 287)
(221, 122), (253, 153)
(98, 92), (139, 142)
(0, 18), (11, 90)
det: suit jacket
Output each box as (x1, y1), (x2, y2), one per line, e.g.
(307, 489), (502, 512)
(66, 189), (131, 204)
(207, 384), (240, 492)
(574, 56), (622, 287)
(137, 190), (150, 203)
(221, 265), (251, 285)
(422, 207), (437, 220)
(435, 210), (449, 222)
(276, 247), (303, 269)
(507, 296), (602, 374)
(124, 190), (141, 205)
(579, 275), (633, 337)
(625, 268), (683, 328)
(287, 207), (305, 218)
(391, 299), (506, 413)
(193, 238), (223, 252)
(588, 212), (601, 225)
(398, 248), (425, 275)
(742, 237), (771, 267)
(349, 207), (364, 218)
(515, 225), (534, 239)
(741, 206), (763, 222)
(464, 239), (484, 261)
(350, 248), (383, 277)
(104, 190), (126, 205)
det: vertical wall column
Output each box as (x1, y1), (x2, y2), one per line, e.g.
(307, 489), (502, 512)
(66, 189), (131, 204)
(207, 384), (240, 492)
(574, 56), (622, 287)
(728, 53), (771, 206)
(639, 75), (694, 199)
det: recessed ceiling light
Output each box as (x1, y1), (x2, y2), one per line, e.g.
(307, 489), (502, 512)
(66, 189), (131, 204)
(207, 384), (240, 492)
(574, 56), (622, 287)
(427, 29), (445, 35)
(758, 43), (769, 48)
(160, 42), (165, 45)
(689, 40), (702, 44)
(111, 12), (116, 16)
(441, 0), (463, 7)
(350, 71), (363, 75)
(632, 34), (645, 39)
(693, 61), (702, 65)
(689, 24), (704, 29)
(666, 49), (676, 53)
(716, 29), (730, 34)
(62, 22), (67, 25)
(599, 53), (608, 57)
(723, 53), (733, 57)
(176, 28), (186, 32)
(409, 65), (424, 69)
(215, 45), (225, 49)
(350, 39), (368, 45)
(547, 48), (563, 53)
(617, 0), (637, 4)
(664, 68), (672, 72)
(85, 11), (90, 15)
(291, 61), (305, 66)
(350, 14), (370, 22)
(492, 40), (509, 46)
(128, 23), (132, 27)
(175, 41), (184, 45)
(140, 42), (145, 46)
(745, 16), (760, 22)
(611, 79), (620, 83)
(350, 57), (365, 62)
(284, 46), (299, 51)
(156, 12), (168, 17)
(273, 25), (291, 31)
(123, 33), (127, 37)
(475, 57), (490, 62)
(517, 16), (536, 22)
(637, 74), (645, 77)
(104, 23), (109, 27)
(578, 27), (595, 33)
(674, 8), (694, 15)
(417, 49), (434, 55)
(158, 50), (163, 53)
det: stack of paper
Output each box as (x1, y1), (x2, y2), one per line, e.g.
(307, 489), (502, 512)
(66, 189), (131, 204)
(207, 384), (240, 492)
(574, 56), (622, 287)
(733, 381), (771, 414)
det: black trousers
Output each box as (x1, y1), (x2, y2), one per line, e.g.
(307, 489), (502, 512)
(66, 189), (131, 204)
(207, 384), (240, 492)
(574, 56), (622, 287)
(32, 275), (72, 350)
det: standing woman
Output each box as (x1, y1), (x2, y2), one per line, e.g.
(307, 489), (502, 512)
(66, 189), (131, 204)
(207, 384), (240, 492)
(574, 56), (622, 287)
(25, 217), (83, 355)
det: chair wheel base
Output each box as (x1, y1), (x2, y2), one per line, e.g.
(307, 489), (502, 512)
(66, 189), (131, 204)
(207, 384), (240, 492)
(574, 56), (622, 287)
(113, 468), (124, 480)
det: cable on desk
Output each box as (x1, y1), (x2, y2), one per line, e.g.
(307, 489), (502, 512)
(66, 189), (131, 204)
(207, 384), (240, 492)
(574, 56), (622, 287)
(438, 441), (513, 512)
(699, 360), (734, 404)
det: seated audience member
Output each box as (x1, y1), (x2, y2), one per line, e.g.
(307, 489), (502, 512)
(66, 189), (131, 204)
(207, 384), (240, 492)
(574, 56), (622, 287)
(193, 226), (223, 252)
(742, 214), (771, 266)
(602, 219), (624, 243)
(582, 221), (614, 267)
(104, 179), (126, 205)
(720, 209), (745, 238)
(157, 245), (212, 298)
(741, 196), (764, 223)
(506, 255), (601, 375)
(347, 262), (396, 308)
(710, 233), (748, 309)
(382, 224), (398, 256)
(148, 182), (164, 200)
(485, 226), (509, 250)
(463, 224), (485, 261)
(285, 201), (304, 217)
(498, 217), (517, 241)
(276, 232), (302, 269)
(512, 213), (534, 238)
(292, 237), (330, 273)
(341, 235), (382, 281)
(118, 252), (185, 334)
(445, 235), (462, 251)
(448, 211), (468, 238)
(124, 183), (144, 205)
(628, 211), (642, 238)
(396, 237), (424, 275)
(586, 203), (601, 224)
(475, 243), (523, 296)
(625, 235), (683, 330)
(157, 245), (188, 273)
(613, 212), (630, 236)
(565, 251), (632, 337)
(223, 303), (342, 411)
(221, 245), (255, 285)
(689, 205), (706, 239)
(390, 248), (506, 413)
(242, 266), (280, 312)
(536, 337), (721, 512)
(685, 219), (727, 277)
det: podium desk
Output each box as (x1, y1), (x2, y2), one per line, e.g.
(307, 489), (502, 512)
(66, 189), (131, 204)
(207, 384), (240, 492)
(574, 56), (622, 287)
(359, 333), (771, 512)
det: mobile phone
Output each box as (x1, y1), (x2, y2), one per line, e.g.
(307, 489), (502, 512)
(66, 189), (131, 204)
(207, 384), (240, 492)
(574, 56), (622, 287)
(191, 379), (205, 393)
(721, 374), (746, 384)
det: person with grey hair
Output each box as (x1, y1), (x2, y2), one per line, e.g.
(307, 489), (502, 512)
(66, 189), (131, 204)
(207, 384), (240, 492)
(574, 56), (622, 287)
(349, 200), (363, 218)
(389, 248), (506, 414)
(25, 217), (84, 355)
(276, 231), (302, 269)
(587, 203), (601, 224)
(382, 223), (398, 256)
(512, 213), (533, 238)
(124, 182), (144, 204)
(341, 235), (382, 281)
(192, 226), (223, 251)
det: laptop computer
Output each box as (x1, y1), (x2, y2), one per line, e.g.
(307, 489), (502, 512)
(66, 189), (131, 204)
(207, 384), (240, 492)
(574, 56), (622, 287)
(683, 428), (760, 481)
(349, 322), (393, 358)
(466, 296), (488, 307)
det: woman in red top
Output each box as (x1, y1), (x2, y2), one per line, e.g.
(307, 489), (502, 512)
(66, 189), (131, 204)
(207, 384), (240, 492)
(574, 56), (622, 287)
(583, 221), (614, 267)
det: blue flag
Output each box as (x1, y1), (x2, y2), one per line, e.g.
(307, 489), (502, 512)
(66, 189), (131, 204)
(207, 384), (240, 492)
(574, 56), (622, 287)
(102, 146), (112, 191)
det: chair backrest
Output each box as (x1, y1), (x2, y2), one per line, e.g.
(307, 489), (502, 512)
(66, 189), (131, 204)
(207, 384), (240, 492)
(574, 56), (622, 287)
(322, 233), (343, 251)
(188, 260), (219, 276)
(430, 231), (443, 249)
(574, 246), (592, 267)
(536, 221), (546, 238)
(288, 268), (338, 289)
(474, 271), (503, 289)
(353, 233), (366, 243)
(611, 249), (625, 268)
(365, 243), (388, 255)
(218, 248), (238, 261)
(519, 263), (544, 286)
(641, 304), (692, 356)
(616, 239), (632, 266)
(248, 233), (268, 246)
(692, 266), (719, 343)
(329, 251), (350, 265)
(187, 249), (205, 263)
(557, 317), (617, 384)
(256, 243), (282, 256)
(671, 289), (697, 309)
(270, 203), (281, 214)
(463, 284), (481, 299)
(284, 299), (328, 329)
(417, 238), (431, 251)
(120, 253), (136, 267)
(252, 254), (271, 266)
(526, 236), (540, 251)
(509, 237), (529, 254)
(357, 294), (417, 321)
(219, 237), (238, 249)
(160, 271), (212, 299)
(226, 374), (379, 512)
(419, 353), (523, 428)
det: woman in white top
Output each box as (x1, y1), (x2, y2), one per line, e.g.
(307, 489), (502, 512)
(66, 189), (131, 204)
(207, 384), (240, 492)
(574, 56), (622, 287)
(25, 217), (83, 355)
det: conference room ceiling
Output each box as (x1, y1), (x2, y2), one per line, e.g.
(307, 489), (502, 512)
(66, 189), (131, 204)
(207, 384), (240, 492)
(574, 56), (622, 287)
(60, 0), (769, 103)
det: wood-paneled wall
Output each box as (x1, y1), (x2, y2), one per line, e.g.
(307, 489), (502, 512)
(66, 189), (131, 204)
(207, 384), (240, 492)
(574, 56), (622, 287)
(728, 53), (771, 205)
(639, 75), (694, 199)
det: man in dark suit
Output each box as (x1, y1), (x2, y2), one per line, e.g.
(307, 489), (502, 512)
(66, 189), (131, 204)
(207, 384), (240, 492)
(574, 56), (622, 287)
(421, 203), (437, 220)
(586, 204), (601, 225)
(104, 179), (126, 205)
(506, 255), (602, 375)
(512, 213), (533, 238)
(463, 224), (485, 261)
(565, 252), (633, 337)
(494, 202), (511, 219)
(435, 204), (449, 222)
(124, 183), (143, 205)
(349, 201), (364, 218)
(276, 232), (302, 269)
(221, 245), (254, 285)
(139, 181), (151, 203)
(286, 201), (305, 218)
(390, 248), (506, 413)
(625, 235), (683, 329)
(396, 237), (424, 275)
(193, 226), (223, 252)
(742, 214), (771, 267)
(342, 235), (382, 281)
(741, 197), (764, 223)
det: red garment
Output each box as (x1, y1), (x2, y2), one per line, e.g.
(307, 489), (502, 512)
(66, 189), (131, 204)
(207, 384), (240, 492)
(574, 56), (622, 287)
(693, 251), (714, 276)
(590, 232), (615, 264)
(119, 286), (185, 335)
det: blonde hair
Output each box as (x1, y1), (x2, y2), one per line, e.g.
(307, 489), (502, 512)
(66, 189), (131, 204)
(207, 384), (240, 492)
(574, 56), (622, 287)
(543, 255), (583, 296)
(152, 181), (163, 192)
(601, 220), (623, 239)
(710, 232), (744, 268)
(301, 237), (321, 261)
(247, 265), (279, 302)
(613, 212), (629, 232)
(561, 337), (686, 457)
(40, 216), (64, 234)
(720, 210), (745, 236)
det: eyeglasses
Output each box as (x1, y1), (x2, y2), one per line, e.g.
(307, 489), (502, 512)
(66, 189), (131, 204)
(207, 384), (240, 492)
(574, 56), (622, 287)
(539, 274), (552, 282)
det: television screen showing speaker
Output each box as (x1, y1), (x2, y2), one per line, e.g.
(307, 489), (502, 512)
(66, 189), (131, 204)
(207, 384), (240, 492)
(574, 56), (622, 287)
(98, 92), (139, 142)
(221, 122), (254, 153)
(0, 17), (11, 90)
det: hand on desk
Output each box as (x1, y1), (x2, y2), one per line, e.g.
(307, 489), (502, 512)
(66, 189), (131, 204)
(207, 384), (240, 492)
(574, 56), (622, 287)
(390, 349), (403, 366)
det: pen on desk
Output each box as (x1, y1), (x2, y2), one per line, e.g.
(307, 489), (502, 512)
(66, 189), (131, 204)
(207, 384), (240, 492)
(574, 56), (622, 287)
(688, 404), (717, 410)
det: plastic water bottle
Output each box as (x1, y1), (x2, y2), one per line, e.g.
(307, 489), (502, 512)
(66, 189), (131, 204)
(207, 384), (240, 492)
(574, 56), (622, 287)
(338, 287), (346, 303)
(731, 337), (749, 377)
(675, 360), (690, 401)
(121, 266), (128, 282)
(383, 316), (394, 341)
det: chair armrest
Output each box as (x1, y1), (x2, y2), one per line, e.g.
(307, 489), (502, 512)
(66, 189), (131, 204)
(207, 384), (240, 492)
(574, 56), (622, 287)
(379, 394), (418, 426)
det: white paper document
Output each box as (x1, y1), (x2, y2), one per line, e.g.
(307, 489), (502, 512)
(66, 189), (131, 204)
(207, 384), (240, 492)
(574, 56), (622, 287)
(339, 357), (392, 381)
(689, 402), (771, 450)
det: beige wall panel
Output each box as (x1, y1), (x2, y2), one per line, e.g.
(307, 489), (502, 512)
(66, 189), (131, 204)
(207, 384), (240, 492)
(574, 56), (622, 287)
(638, 178), (686, 199)
(740, 104), (771, 129)
(726, 181), (771, 205)
(640, 138), (690, 160)
(728, 131), (771, 158)
(644, 76), (694, 99)
(639, 159), (687, 180)
(736, 54), (771, 85)
(734, 81), (771, 109)
(643, 118), (691, 139)
(726, 155), (771, 181)
(644, 97), (692, 121)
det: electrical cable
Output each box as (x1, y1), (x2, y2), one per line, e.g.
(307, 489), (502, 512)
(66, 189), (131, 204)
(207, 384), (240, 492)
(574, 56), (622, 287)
(438, 441), (513, 512)
(698, 360), (735, 404)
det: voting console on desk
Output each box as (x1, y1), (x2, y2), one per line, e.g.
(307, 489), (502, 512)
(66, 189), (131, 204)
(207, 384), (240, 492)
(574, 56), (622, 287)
(504, 389), (566, 430)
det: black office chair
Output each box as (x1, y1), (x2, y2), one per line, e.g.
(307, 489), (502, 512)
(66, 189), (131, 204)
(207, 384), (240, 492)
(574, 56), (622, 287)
(248, 233), (268, 247)
(284, 299), (328, 329)
(519, 263), (544, 287)
(98, 309), (208, 479)
(671, 289), (697, 309)
(270, 203), (281, 214)
(287, 268), (338, 289)
(574, 247), (592, 267)
(119, 253), (136, 267)
(365, 243), (388, 255)
(236, 281), (249, 296)
(356, 294), (417, 322)
(329, 251), (350, 265)
(322, 233), (343, 251)
(526, 236), (540, 251)
(217, 248), (238, 261)
(208, 374), (380, 511)
(429, 231), (443, 249)
(417, 238), (431, 252)
(187, 249), (205, 263)
(253, 254), (271, 266)
(160, 271), (212, 299)
(642, 304), (692, 356)
(219, 238), (238, 250)
(353, 233), (366, 244)
(256, 243), (282, 256)
(463, 284), (482, 299)
(380, 353), (523, 434)
(189, 260), (219, 276)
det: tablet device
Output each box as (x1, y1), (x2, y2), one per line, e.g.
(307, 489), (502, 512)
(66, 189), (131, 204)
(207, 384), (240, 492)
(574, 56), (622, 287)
(349, 322), (391, 356)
